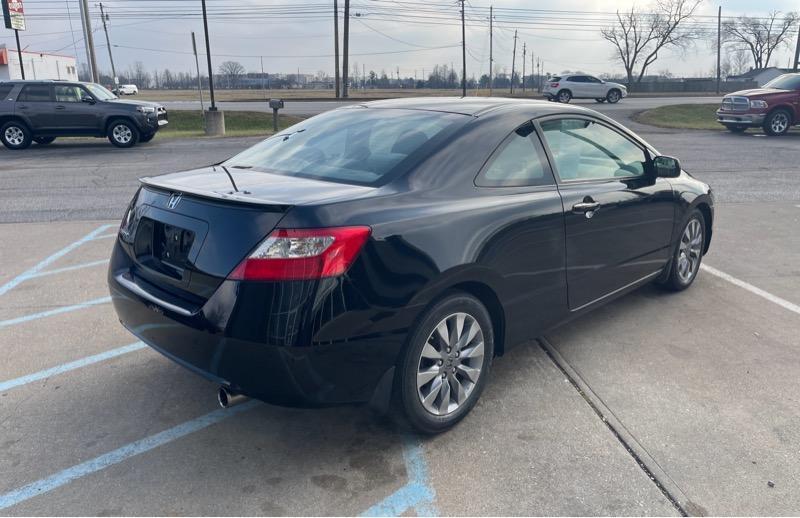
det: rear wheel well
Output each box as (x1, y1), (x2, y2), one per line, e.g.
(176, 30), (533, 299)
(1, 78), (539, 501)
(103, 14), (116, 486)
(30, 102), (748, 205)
(695, 202), (713, 253)
(450, 281), (506, 356)
(0, 116), (29, 129)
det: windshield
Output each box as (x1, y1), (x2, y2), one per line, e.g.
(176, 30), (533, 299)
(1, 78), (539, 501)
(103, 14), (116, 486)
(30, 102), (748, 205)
(763, 74), (800, 90)
(84, 83), (117, 100)
(224, 107), (468, 186)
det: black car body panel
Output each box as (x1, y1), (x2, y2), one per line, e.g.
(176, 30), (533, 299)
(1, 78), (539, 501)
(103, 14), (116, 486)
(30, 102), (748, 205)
(109, 98), (713, 408)
(0, 80), (167, 139)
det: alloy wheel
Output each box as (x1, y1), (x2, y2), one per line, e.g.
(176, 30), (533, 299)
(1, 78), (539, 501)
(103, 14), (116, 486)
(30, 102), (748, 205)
(4, 126), (24, 146)
(607, 90), (620, 103)
(677, 218), (703, 284)
(416, 312), (484, 416)
(770, 112), (789, 134)
(112, 124), (133, 144)
(558, 91), (571, 103)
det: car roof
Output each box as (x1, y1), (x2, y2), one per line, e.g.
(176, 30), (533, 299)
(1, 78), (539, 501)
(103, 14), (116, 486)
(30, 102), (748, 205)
(359, 96), (598, 117)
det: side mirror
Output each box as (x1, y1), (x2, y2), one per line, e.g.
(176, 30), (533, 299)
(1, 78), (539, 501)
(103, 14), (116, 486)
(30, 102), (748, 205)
(653, 155), (681, 178)
(81, 96), (95, 104)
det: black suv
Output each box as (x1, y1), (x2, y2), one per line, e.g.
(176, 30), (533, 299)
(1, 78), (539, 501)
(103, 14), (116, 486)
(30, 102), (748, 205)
(0, 80), (168, 149)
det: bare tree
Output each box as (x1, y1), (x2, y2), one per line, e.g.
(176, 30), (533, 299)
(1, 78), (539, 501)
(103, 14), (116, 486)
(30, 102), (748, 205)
(218, 61), (246, 89)
(723, 11), (799, 70)
(127, 61), (151, 88)
(601, 0), (702, 87)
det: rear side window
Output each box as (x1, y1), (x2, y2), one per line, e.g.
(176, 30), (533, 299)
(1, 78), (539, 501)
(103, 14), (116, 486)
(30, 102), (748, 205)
(18, 85), (52, 102)
(0, 84), (14, 99)
(224, 108), (467, 186)
(476, 123), (554, 188)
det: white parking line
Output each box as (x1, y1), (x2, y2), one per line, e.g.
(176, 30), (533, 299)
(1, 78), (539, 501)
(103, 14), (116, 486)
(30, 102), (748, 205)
(0, 296), (111, 329)
(701, 264), (800, 316)
(0, 341), (146, 392)
(29, 259), (110, 279)
(0, 224), (113, 297)
(0, 401), (260, 511)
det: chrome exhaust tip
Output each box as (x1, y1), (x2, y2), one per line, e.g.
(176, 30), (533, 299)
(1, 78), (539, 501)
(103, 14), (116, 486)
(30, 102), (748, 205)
(217, 386), (248, 408)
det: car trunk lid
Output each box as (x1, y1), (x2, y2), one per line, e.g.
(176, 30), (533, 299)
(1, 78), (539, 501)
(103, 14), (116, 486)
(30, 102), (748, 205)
(119, 167), (375, 308)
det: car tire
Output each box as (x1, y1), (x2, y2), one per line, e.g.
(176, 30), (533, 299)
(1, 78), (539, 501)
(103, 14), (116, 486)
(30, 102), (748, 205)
(724, 124), (747, 133)
(34, 136), (56, 145)
(397, 292), (494, 434)
(595, 98), (606, 103)
(763, 109), (791, 136)
(0, 121), (32, 150)
(657, 209), (706, 292)
(556, 90), (572, 103)
(139, 133), (156, 143)
(606, 89), (622, 104)
(107, 119), (139, 148)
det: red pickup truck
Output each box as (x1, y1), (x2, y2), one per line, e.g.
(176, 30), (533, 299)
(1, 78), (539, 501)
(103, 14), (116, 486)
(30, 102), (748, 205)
(716, 73), (800, 136)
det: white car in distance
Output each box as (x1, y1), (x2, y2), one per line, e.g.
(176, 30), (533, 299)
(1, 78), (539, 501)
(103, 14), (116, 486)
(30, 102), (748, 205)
(117, 84), (139, 95)
(543, 75), (627, 104)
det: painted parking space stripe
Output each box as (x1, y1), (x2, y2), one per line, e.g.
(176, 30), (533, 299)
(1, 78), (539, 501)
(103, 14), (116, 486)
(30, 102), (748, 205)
(0, 224), (114, 297)
(0, 341), (146, 393)
(0, 400), (260, 511)
(90, 233), (117, 240)
(0, 296), (111, 329)
(701, 264), (800, 316)
(361, 437), (437, 517)
(29, 259), (110, 279)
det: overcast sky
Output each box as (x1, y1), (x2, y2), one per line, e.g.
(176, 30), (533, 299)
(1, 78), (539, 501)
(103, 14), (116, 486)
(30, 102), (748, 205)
(1, 0), (798, 79)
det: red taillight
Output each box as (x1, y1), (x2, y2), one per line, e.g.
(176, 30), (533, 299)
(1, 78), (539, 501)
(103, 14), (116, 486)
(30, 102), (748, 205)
(228, 226), (371, 281)
(550, 82), (559, 87)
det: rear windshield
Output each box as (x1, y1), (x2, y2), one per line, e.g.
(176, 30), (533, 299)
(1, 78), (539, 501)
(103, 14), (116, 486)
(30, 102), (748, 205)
(224, 107), (468, 186)
(763, 74), (800, 91)
(549, 76), (562, 82)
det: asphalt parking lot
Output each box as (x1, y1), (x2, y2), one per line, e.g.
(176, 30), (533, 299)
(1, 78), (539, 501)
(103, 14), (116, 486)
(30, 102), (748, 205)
(1, 101), (799, 515)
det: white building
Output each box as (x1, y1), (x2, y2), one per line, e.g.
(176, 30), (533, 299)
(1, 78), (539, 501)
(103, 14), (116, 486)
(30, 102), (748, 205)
(0, 45), (78, 81)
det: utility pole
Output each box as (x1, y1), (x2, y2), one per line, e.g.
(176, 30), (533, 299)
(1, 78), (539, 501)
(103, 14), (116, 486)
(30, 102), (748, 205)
(510, 29), (518, 95)
(191, 32), (204, 113)
(334, 0), (340, 98)
(342, 0), (350, 98)
(80, 0), (99, 82)
(77, 0), (92, 80)
(716, 5), (721, 94)
(531, 51), (534, 94)
(488, 5), (493, 96)
(522, 42), (526, 94)
(13, 30), (24, 80)
(794, 22), (800, 72)
(460, 0), (466, 97)
(98, 3), (117, 86)
(363, 63), (365, 90)
(260, 56), (266, 102)
(201, 0), (216, 110)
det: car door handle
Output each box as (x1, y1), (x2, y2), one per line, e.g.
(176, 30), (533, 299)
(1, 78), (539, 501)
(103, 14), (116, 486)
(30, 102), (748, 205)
(572, 201), (600, 214)
(55, 105), (66, 110)
(17, 105), (28, 110)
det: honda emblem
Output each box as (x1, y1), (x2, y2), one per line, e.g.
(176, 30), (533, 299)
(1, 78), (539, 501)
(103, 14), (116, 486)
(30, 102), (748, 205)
(167, 193), (182, 209)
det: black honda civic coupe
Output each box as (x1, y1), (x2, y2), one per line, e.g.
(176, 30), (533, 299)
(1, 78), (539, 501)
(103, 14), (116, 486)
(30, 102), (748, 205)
(109, 97), (713, 433)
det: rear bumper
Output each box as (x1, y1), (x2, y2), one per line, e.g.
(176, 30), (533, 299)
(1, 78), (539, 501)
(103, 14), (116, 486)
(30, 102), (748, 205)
(716, 110), (765, 126)
(108, 239), (404, 407)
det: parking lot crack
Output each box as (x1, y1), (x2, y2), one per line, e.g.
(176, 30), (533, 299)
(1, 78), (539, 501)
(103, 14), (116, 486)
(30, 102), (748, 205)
(537, 337), (689, 517)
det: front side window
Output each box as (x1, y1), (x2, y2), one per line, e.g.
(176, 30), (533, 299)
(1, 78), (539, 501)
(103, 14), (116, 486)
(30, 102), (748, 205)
(54, 85), (86, 103)
(477, 123), (553, 187)
(224, 107), (467, 186)
(84, 83), (117, 100)
(540, 118), (647, 181)
(18, 85), (52, 102)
